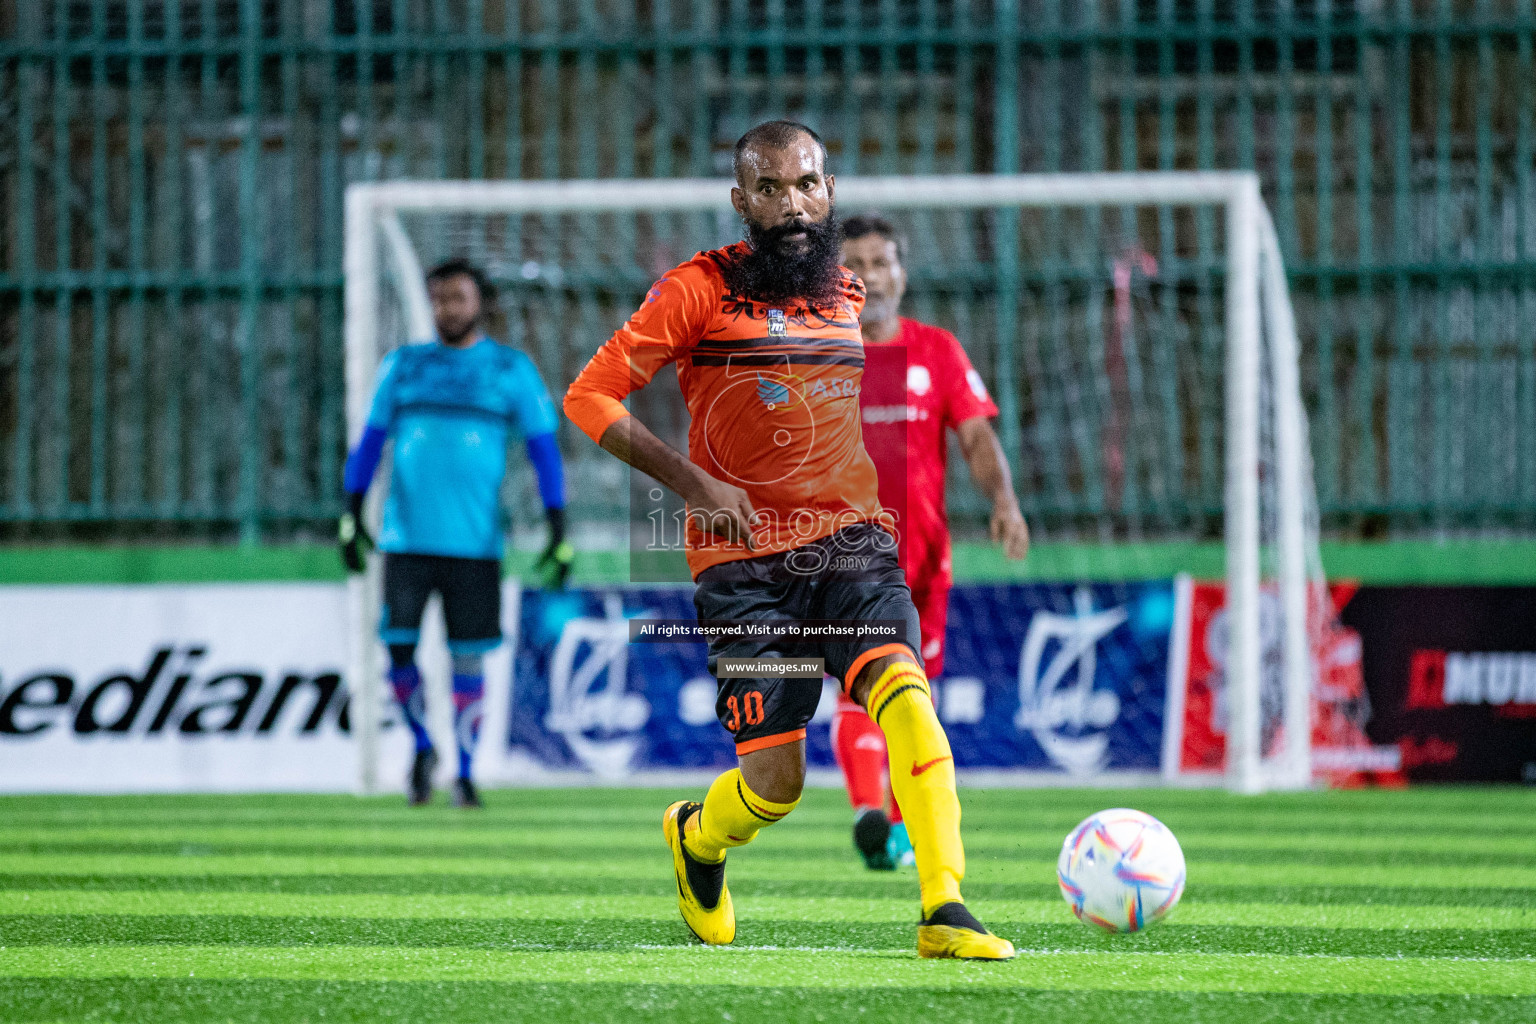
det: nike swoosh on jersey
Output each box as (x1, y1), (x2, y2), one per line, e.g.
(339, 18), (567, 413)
(911, 755), (953, 777)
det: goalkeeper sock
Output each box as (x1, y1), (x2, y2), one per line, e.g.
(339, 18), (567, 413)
(867, 661), (965, 915)
(683, 768), (799, 864)
(450, 673), (484, 780)
(388, 664), (432, 754)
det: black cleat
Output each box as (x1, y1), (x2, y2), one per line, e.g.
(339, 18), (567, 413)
(854, 807), (896, 871)
(408, 749), (438, 806)
(452, 777), (482, 809)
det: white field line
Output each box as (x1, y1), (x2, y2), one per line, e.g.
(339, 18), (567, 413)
(4, 890), (1534, 932)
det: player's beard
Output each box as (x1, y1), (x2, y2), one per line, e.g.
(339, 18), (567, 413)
(435, 313), (480, 347)
(859, 292), (900, 328)
(440, 325), (474, 346)
(725, 211), (844, 307)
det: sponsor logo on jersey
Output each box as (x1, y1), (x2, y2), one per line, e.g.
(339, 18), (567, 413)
(805, 377), (859, 399)
(906, 365), (932, 395)
(767, 308), (788, 337)
(862, 405), (928, 424)
(756, 373), (791, 407)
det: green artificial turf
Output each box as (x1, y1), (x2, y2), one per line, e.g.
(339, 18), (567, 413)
(2, 788), (1534, 1023)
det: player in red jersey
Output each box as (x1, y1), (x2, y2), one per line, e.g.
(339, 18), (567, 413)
(835, 214), (1030, 870)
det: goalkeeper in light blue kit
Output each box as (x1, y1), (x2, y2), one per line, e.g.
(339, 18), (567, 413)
(340, 258), (572, 808)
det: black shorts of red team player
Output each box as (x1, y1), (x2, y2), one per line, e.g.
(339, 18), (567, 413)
(691, 522), (924, 756)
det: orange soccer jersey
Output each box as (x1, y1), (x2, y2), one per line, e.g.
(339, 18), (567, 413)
(564, 241), (883, 577)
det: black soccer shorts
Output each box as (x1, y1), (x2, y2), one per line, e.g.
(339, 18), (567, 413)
(692, 522), (923, 755)
(380, 552), (502, 654)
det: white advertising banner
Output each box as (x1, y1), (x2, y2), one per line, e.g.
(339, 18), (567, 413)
(0, 583), (364, 792)
(0, 581), (524, 794)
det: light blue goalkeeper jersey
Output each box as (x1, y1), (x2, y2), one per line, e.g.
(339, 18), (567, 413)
(363, 338), (559, 559)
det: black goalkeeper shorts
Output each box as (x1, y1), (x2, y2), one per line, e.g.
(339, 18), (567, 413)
(692, 522), (922, 755)
(380, 552), (502, 654)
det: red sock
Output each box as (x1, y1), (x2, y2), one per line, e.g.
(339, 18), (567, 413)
(832, 692), (888, 812)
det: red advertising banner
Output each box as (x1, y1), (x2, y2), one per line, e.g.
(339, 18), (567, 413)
(1173, 580), (1404, 787)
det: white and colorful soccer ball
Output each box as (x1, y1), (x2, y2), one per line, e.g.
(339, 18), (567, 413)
(1057, 808), (1186, 933)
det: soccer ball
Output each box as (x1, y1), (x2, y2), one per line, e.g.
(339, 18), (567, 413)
(1057, 808), (1186, 933)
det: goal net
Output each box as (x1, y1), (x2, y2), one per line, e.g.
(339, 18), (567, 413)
(345, 173), (1344, 796)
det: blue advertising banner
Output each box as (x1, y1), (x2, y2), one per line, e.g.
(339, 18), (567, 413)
(941, 583), (1174, 773)
(509, 581), (1175, 778)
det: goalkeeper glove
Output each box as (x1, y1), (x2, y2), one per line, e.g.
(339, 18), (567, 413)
(535, 507), (575, 589)
(338, 492), (373, 574)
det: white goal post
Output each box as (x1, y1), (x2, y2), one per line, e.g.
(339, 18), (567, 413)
(343, 172), (1315, 796)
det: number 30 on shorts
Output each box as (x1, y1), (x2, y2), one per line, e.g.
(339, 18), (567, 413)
(725, 690), (765, 732)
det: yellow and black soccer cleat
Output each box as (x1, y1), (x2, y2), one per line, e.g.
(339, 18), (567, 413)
(917, 901), (1016, 960)
(663, 800), (735, 945)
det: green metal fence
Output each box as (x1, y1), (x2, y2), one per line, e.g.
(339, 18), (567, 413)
(2, 0), (1535, 541)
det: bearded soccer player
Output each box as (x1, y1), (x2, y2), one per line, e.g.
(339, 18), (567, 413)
(340, 259), (572, 808)
(564, 121), (1013, 959)
(835, 215), (1030, 870)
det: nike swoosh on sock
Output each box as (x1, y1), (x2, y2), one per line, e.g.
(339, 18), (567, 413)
(911, 755), (953, 777)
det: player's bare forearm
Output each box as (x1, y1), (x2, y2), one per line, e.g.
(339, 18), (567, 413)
(955, 416), (1016, 511)
(597, 414), (698, 498)
(956, 416), (1029, 560)
(598, 414), (758, 548)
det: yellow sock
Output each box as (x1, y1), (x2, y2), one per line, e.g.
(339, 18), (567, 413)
(866, 662), (965, 916)
(683, 768), (799, 864)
